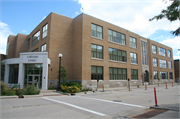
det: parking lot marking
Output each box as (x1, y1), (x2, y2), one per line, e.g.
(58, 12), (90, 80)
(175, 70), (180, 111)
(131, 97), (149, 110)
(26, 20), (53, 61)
(42, 97), (107, 116)
(75, 96), (146, 108)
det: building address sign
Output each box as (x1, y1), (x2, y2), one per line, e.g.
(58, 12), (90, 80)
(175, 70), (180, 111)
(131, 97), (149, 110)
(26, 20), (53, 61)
(27, 55), (38, 62)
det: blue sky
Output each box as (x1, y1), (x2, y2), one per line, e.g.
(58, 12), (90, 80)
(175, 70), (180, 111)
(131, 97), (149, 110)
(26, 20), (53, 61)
(0, 0), (179, 59)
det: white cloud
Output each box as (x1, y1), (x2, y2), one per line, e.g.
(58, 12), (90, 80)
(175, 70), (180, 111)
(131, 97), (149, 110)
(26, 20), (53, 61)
(160, 37), (180, 50)
(78, 0), (178, 37)
(0, 21), (13, 55)
(173, 56), (180, 60)
(22, 30), (27, 33)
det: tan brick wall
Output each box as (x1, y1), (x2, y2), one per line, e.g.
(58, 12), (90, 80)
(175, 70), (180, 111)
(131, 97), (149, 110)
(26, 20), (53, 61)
(7, 35), (16, 59)
(15, 34), (27, 58)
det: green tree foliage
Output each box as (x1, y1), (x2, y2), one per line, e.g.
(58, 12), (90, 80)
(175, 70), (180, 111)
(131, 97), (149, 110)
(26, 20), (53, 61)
(1, 62), (5, 81)
(57, 66), (67, 85)
(149, 0), (179, 36)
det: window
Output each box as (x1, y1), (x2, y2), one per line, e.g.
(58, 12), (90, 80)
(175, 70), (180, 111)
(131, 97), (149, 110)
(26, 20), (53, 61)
(153, 71), (158, 79)
(41, 44), (46, 52)
(27, 38), (30, 49)
(9, 64), (19, 84)
(91, 66), (103, 80)
(109, 48), (126, 62)
(42, 24), (48, 39)
(169, 72), (173, 79)
(109, 67), (127, 80)
(152, 45), (157, 54)
(32, 30), (40, 46)
(160, 72), (168, 79)
(141, 41), (148, 65)
(159, 59), (167, 68)
(91, 44), (103, 59)
(153, 58), (158, 67)
(130, 53), (137, 64)
(130, 37), (137, 48)
(159, 47), (166, 56)
(32, 48), (38, 52)
(168, 61), (172, 69)
(108, 29), (126, 45)
(131, 69), (138, 80)
(168, 50), (171, 58)
(91, 24), (103, 39)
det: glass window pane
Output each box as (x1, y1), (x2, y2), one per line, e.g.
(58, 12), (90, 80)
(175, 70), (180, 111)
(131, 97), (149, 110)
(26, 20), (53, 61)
(91, 24), (96, 30)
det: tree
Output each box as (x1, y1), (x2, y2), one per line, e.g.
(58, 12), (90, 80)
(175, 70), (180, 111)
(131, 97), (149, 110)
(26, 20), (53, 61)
(1, 62), (5, 81)
(57, 66), (67, 85)
(149, 0), (179, 36)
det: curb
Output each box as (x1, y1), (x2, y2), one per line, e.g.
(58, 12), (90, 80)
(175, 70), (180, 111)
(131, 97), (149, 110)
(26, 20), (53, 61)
(150, 106), (179, 111)
(0, 96), (18, 99)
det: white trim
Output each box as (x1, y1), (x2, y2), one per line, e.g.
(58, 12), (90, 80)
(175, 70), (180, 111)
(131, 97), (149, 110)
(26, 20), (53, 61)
(109, 60), (127, 63)
(91, 36), (103, 40)
(108, 40), (126, 46)
(140, 39), (147, 42)
(91, 57), (103, 61)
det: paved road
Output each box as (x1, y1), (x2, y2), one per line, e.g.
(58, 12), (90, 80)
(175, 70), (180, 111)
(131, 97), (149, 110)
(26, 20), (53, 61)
(0, 85), (179, 119)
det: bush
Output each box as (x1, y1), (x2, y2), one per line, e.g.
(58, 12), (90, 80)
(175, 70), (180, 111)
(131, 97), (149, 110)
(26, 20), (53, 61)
(61, 81), (82, 93)
(22, 83), (40, 95)
(1, 81), (16, 96)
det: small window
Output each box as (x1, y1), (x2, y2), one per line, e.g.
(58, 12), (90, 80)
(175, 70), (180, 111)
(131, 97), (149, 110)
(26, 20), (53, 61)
(91, 66), (103, 80)
(153, 58), (158, 67)
(42, 24), (48, 39)
(168, 61), (172, 69)
(130, 52), (137, 64)
(152, 45), (157, 54)
(27, 38), (30, 49)
(108, 29), (126, 45)
(153, 71), (158, 79)
(91, 44), (103, 59)
(159, 47), (166, 57)
(32, 30), (40, 46)
(41, 44), (46, 52)
(130, 37), (137, 48)
(168, 50), (171, 58)
(109, 48), (126, 62)
(91, 24), (103, 39)
(159, 59), (167, 68)
(131, 69), (138, 80)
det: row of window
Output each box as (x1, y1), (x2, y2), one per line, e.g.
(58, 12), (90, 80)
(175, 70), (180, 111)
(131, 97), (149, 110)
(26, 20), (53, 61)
(153, 58), (172, 69)
(91, 66), (138, 80)
(152, 45), (171, 58)
(27, 24), (48, 49)
(153, 71), (173, 79)
(91, 44), (138, 64)
(91, 23), (136, 48)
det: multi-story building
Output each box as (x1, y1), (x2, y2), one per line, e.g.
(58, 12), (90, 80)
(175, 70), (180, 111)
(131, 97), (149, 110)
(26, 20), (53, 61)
(3, 12), (175, 90)
(174, 59), (179, 83)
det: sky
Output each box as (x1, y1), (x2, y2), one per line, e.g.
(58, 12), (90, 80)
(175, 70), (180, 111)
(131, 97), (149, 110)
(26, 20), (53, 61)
(0, 0), (179, 60)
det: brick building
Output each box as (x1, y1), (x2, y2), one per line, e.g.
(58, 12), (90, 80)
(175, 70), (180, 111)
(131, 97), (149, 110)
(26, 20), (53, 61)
(3, 12), (175, 89)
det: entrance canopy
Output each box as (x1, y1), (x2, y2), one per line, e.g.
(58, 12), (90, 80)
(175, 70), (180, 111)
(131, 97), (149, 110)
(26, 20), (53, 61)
(3, 52), (51, 90)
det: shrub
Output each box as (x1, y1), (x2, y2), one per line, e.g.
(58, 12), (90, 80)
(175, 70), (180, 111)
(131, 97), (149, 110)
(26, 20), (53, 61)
(22, 83), (40, 95)
(1, 81), (16, 96)
(61, 82), (82, 93)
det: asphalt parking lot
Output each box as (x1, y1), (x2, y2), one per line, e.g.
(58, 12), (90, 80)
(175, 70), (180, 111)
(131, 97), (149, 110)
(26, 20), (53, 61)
(0, 84), (179, 119)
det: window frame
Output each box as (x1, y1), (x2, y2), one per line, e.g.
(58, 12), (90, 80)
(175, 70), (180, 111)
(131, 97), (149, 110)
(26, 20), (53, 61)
(42, 23), (48, 39)
(91, 66), (103, 80)
(27, 38), (30, 50)
(109, 48), (126, 62)
(129, 37), (137, 48)
(130, 52), (138, 64)
(91, 44), (103, 59)
(131, 69), (138, 80)
(160, 72), (168, 79)
(109, 67), (127, 80)
(153, 71), (158, 80)
(153, 57), (158, 67)
(159, 59), (167, 68)
(108, 29), (126, 46)
(91, 23), (103, 39)
(41, 44), (47, 52)
(152, 45), (157, 54)
(32, 30), (40, 47)
(159, 47), (166, 57)
(168, 61), (172, 69)
(169, 72), (173, 79)
(32, 48), (38, 52)
(167, 50), (171, 58)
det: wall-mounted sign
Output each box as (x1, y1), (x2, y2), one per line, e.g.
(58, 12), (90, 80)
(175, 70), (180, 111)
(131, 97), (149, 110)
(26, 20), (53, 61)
(27, 55), (38, 62)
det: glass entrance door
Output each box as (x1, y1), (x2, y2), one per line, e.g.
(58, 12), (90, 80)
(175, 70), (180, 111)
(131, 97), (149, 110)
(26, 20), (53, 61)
(27, 75), (40, 88)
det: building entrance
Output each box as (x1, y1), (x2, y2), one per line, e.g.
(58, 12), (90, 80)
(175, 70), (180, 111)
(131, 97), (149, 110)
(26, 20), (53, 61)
(27, 75), (40, 88)
(144, 70), (149, 83)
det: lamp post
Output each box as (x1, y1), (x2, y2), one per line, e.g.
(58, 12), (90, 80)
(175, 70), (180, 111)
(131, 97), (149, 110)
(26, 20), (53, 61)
(57, 53), (62, 91)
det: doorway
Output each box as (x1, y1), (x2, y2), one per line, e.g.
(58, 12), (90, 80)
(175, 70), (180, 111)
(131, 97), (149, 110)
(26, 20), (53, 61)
(144, 70), (149, 83)
(27, 75), (40, 89)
